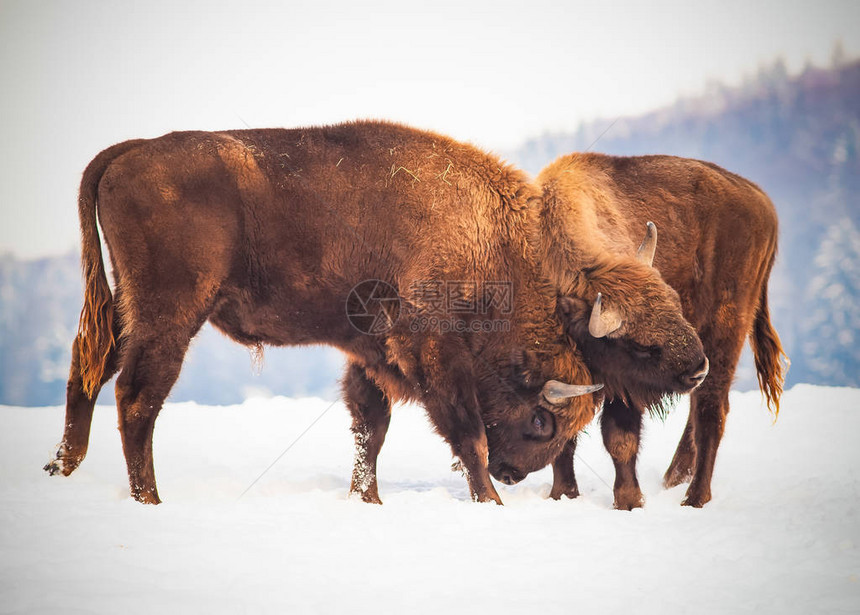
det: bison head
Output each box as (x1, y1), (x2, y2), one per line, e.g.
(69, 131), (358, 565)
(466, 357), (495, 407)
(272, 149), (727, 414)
(558, 223), (709, 411)
(480, 358), (602, 486)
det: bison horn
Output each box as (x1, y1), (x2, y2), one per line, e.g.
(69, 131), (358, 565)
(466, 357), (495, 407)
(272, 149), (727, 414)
(588, 292), (624, 338)
(635, 221), (657, 266)
(542, 380), (604, 405)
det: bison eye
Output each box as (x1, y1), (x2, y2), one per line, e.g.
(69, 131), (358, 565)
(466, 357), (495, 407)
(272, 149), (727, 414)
(526, 408), (555, 441)
(629, 341), (660, 360)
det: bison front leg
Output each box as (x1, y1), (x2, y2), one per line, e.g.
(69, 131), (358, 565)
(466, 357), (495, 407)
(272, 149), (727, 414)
(342, 363), (392, 504)
(419, 339), (502, 504)
(431, 413), (502, 505)
(447, 427), (501, 504)
(601, 399), (644, 510)
(426, 402), (500, 503)
(549, 438), (580, 500)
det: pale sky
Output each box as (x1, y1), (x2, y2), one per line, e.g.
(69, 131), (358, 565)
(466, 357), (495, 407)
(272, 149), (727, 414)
(1, 0), (858, 258)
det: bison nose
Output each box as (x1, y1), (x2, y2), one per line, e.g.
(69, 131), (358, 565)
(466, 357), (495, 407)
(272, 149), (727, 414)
(493, 464), (524, 486)
(680, 356), (710, 389)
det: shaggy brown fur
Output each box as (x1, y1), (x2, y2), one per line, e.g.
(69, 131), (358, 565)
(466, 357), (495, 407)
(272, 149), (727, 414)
(44, 121), (602, 505)
(539, 153), (788, 508)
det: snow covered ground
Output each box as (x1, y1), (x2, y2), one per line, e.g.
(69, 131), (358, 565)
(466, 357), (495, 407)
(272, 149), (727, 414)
(2, 384), (859, 614)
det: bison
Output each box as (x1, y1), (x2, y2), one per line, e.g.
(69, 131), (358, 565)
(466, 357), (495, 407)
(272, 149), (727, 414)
(536, 153), (788, 508)
(44, 121), (609, 505)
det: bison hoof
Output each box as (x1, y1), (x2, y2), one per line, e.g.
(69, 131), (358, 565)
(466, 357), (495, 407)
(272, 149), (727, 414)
(43, 459), (64, 476)
(473, 490), (504, 505)
(131, 486), (161, 505)
(549, 484), (580, 501)
(43, 444), (78, 477)
(663, 466), (693, 489)
(350, 489), (383, 505)
(681, 491), (711, 508)
(613, 487), (644, 511)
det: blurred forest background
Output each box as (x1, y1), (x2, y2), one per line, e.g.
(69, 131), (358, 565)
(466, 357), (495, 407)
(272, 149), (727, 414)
(2, 54), (857, 406)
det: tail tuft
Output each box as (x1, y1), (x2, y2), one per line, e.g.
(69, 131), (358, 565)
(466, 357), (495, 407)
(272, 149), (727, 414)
(750, 284), (789, 417)
(77, 253), (115, 398)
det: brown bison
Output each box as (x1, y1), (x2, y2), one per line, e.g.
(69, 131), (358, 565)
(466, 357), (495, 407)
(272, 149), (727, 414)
(44, 121), (608, 505)
(537, 153), (788, 508)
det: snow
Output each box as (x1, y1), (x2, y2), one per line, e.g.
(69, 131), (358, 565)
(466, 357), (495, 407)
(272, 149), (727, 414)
(2, 385), (859, 613)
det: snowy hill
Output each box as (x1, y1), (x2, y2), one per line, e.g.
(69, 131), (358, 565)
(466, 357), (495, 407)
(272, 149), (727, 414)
(511, 57), (860, 390)
(2, 385), (858, 613)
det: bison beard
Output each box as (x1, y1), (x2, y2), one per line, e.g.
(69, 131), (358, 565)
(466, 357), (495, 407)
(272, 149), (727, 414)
(43, 121), (603, 505)
(538, 153), (788, 509)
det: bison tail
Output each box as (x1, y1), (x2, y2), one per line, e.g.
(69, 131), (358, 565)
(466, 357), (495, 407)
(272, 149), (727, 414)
(76, 140), (143, 398)
(750, 280), (789, 417)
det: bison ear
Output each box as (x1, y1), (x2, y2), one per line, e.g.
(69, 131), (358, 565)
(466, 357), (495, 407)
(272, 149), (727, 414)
(511, 349), (542, 387)
(522, 349), (540, 370)
(557, 295), (589, 320)
(556, 295), (591, 340)
(635, 221), (657, 267)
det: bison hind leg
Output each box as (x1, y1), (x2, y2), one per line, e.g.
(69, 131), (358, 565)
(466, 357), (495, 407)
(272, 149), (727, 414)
(114, 290), (213, 504)
(45, 305), (124, 478)
(114, 327), (199, 505)
(663, 417), (695, 489)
